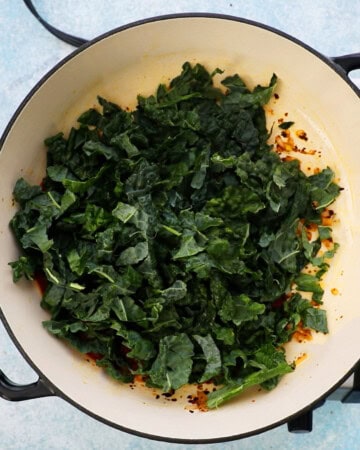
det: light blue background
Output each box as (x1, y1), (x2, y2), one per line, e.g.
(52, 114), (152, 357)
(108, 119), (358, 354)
(0, 1), (359, 449)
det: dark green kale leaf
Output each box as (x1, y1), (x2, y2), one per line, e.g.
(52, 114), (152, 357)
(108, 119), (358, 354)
(148, 333), (194, 391)
(207, 348), (293, 408)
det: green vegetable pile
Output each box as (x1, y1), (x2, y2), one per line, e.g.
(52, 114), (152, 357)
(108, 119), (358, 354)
(9, 62), (340, 409)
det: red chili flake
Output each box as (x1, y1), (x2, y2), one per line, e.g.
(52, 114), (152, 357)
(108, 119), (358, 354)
(86, 352), (103, 361)
(188, 396), (198, 404)
(34, 271), (48, 294)
(292, 323), (313, 343)
(272, 293), (289, 309)
(162, 390), (175, 398)
(296, 129), (308, 141)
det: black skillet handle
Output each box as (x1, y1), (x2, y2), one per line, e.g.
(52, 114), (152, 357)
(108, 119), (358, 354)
(23, 0), (87, 47)
(24, 0), (360, 77)
(0, 369), (55, 401)
(331, 53), (360, 75)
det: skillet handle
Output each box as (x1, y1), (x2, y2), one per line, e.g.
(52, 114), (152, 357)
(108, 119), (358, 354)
(0, 369), (55, 401)
(23, 0), (87, 47)
(331, 53), (360, 74)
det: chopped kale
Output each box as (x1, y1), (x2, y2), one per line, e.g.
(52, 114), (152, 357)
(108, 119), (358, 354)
(9, 62), (340, 408)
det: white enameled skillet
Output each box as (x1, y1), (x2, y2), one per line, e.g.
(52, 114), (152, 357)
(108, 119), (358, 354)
(0, 11), (359, 444)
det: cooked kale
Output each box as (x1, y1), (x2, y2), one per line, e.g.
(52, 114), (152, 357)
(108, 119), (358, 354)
(9, 62), (340, 408)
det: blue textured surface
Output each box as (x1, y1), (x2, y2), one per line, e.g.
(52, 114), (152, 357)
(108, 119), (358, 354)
(0, 1), (359, 449)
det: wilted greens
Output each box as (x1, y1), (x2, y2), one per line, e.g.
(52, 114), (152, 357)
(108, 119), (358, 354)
(9, 62), (340, 409)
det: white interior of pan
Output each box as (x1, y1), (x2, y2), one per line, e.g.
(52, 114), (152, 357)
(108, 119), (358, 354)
(0, 17), (359, 441)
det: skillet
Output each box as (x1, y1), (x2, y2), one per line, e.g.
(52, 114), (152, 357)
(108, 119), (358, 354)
(0, 4), (360, 443)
